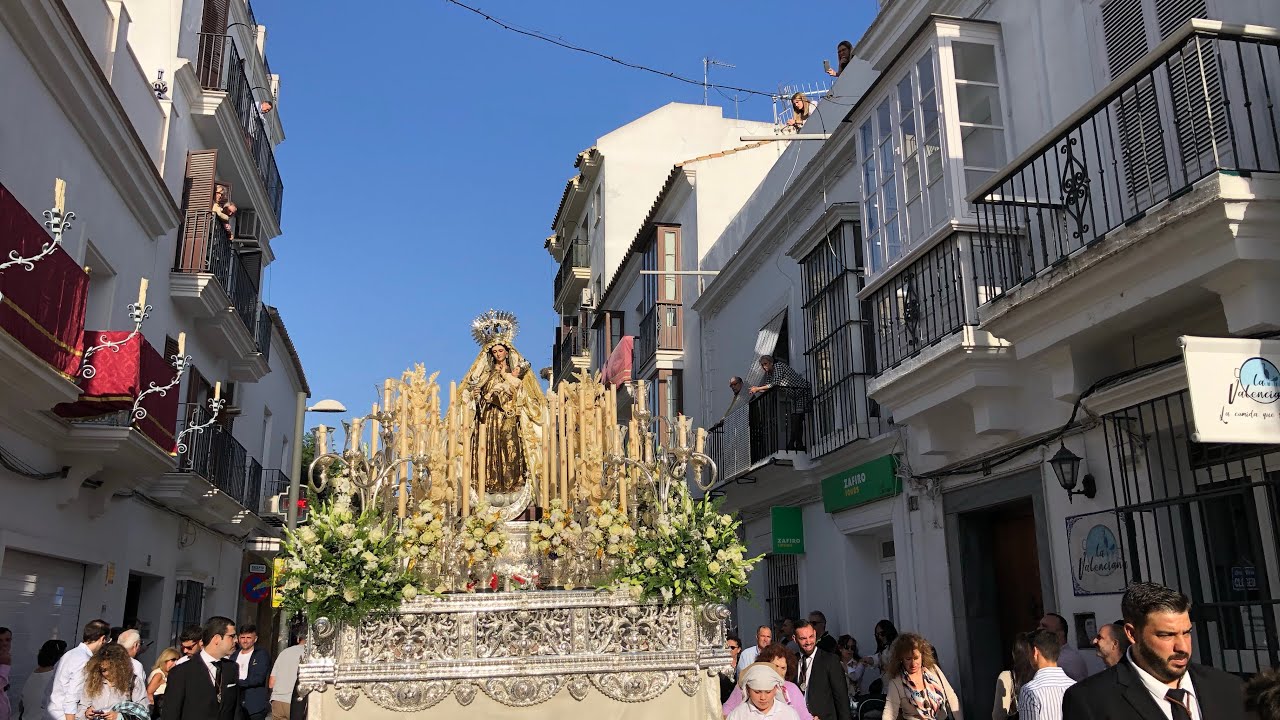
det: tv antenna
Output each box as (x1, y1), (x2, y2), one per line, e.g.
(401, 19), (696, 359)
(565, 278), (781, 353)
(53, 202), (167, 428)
(702, 57), (736, 106)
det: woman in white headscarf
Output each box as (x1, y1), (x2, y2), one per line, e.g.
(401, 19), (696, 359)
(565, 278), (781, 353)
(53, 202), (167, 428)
(726, 662), (802, 720)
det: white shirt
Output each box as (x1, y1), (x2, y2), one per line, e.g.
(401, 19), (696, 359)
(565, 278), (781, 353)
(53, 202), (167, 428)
(198, 650), (221, 685)
(130, 659), (147, 695)
(20, 668), (56, 720)
(726, 697), (802, 720)
(236, 650), (253, 680)
(737, 646), (762, 674)
(49, 643), (93, 719)
(269, 645), (307, 704)
(1127, 650), (1200, 720)
(1017, 666), (1075, 720)
(797, 651), (816, 694)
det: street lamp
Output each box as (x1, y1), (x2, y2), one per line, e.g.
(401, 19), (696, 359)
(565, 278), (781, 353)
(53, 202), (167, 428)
(288, 396), (347, 531)
(1049, 442), (1096, 503)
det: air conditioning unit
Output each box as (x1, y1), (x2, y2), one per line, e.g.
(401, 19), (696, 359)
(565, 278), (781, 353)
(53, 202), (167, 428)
(580, 287), (596, 309)
(234, 208), (262, 248)
(267, 493), (289, 515)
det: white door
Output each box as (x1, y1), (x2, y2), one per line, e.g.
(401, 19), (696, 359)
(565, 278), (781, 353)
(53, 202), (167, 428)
(0, 550), (86, 710)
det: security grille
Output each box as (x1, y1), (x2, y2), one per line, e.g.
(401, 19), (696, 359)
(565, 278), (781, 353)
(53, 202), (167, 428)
(766, 554), (800, 629)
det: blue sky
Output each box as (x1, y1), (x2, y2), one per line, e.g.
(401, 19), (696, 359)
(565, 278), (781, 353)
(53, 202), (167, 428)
(258, 0), (876, 421)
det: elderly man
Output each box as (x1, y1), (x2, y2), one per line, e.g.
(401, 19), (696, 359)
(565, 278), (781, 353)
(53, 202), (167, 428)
(749, 356), (811, 451)
(118, 630), (149, 700)
(1091, 620), (1131, 668)
(737, 625), (772, 674)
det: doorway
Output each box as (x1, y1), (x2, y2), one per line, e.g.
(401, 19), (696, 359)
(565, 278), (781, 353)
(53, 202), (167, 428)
(944, 471), (1054, 720)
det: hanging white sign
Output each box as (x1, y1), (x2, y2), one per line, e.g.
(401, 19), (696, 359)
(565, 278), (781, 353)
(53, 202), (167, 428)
(1181, 336), (1280, 444)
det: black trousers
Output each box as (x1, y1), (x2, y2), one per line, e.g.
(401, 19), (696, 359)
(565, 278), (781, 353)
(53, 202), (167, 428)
(787, 412), (806, 451)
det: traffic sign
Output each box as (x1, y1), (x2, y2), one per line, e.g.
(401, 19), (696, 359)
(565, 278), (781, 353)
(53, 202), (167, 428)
(242, 573), (270, 603)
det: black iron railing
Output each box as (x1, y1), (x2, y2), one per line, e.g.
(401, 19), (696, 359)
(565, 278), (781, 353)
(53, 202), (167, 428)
(553, 240), (589, 301)
(177, 405), (259, 510)
(866, 236), (968, 374)
(261, 468), (289, 514)
(195, 33), (285, 221)
(711, 387), (807, 482)
(634, 303), (682, 369)
(229, 256), (257, 336)
(556, 327), (585, 382)
(254, 304), (272, 360)
(173, 211), (258, 340)
(971, 24), (1280, 304)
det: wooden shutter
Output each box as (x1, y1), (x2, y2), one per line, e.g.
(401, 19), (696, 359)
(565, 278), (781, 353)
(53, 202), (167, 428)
(1102, 0), (1170, 207)
(176, 150), (218, 273)
(1157, 0), (1227, 176)
(197, 0), (230, 88)
(200, 0), (230, 34)
(164, 336), (179, 360)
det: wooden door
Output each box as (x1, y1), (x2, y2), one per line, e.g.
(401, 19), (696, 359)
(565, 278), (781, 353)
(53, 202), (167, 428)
(990, 500), (1044, 667)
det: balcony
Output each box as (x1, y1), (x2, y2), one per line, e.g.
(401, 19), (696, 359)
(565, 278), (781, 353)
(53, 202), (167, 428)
(145, 404), (271, 532)
(633, 303), (683, 374)
(555, 327), (589, 383)
(553, 240), (590, 311)
(258, 468), (291, 526)
(0, 182), (88, 417)
(189, 34), (284, 235)
(707, 387), (814, 496)
(171, 211), (268, 380)
(970, 20), (1280, 354)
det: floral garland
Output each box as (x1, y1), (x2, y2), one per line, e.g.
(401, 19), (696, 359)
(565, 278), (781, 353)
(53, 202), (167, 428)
(460, 502), (507, 565)
(530, 499), (582, 559)
(583, 500), (635, 560)
(402, 498), (451, 566)
(279, 494), (415, 622)
(619, 484), (759, 604)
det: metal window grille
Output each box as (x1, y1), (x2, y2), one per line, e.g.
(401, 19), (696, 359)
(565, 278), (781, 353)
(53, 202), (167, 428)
(170, 580), (205, 646)
(766, 554), (800, 629)
(1103, 390), (1280, 673)
(801, 220), (882, 456)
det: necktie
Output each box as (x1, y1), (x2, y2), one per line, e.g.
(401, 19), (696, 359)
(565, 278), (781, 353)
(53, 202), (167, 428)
(799, 654), (811, 693)
(214, 661), (223, 703)
(1166, 688), (1192, 720)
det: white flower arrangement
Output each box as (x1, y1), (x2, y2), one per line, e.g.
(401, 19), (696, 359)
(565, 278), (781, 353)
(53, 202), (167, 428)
(530, 499), (583, 559)
(279, 494), (414, 623)
(583, 500), (636, 561)
(402, 498), (452, 565)
(618, 483), (759, 604)
(460, 502), (507, 565)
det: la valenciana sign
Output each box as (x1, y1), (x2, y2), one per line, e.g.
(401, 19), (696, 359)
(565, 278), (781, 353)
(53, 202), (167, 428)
(1181, 336), (1280, 444)
(821, 455), (900, 513)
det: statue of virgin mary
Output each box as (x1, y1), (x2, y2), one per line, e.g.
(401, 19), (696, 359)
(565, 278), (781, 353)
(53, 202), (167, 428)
(461, 310), (545, 517)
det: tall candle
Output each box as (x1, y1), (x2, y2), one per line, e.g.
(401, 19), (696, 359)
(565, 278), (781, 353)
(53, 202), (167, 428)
(558, 387), (569, 503)
(696, 427), (707, 455)
(176, 332), (186, 357)
(541, 405), (551, 508)
(461, 420), (471, 518)
(316, 424), (328, 455)
(370, 403), (380, 454)
(382, 379), (393, 413)
(350, 418), (363, 452)
(477, 422), (487, 502)
(213, 381), (221, 402)
(578, 384), (587, 458)
(137, 277), (149, 309)
(628, 418), (639, 461)
(54, 178), (66, 212)
(636, 380), (647, 414)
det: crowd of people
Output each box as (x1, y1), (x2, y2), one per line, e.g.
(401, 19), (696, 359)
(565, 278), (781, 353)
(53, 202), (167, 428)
(718, 583), (1280, 720)
(0, 618), (308, 720)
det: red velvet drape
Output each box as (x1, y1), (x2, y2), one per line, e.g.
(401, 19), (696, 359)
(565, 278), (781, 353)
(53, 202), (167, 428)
(0, 183), (89, 378)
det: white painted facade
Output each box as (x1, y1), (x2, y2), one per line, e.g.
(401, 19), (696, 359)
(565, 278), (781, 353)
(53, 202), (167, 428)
(691, 1), (1280, 718)
(0, 0), (307, 700)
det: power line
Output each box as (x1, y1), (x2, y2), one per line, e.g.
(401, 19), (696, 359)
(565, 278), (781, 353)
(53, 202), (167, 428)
(441, 0), (774, 98)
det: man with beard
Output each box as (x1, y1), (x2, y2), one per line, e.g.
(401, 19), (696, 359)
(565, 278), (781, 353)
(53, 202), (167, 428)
(1063, 582), (1244, 719)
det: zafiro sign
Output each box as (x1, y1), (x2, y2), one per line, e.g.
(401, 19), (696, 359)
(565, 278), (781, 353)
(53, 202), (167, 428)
(771, 507), (804, 554)
(1182, 336), (1280, 444)
(820, 455), (900, 513)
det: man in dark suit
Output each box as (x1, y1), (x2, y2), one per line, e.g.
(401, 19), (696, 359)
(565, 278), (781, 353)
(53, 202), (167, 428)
(233, 625), (271, 720)
(163, 616), (241, 720)
(795, 620), (851, 720)
(808, 611), (838, 654)
(1063, 582), (1245, 720)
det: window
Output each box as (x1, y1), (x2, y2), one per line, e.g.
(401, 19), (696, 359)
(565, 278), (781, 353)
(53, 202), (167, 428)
(593, 186), (603, 227)
(766, 554), (800, 628)
(170, 579), (204, 646)
(855, 20), (1008, 277)
(801, 220), (881, 456)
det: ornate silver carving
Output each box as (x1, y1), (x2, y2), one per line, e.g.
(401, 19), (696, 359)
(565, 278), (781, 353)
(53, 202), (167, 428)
(365, 681), (453, 712)
(475, 607), (572, 658)
(566, 675), (590, 701)
(453, 682), (476, 706)
(592, 671), (673, 703)
(678, 670), (701, 697)
(586, 604), (680, 654)
(482, 675), (562, 707)
(334, 685), (359, 710)
(358, 612), (460, 663)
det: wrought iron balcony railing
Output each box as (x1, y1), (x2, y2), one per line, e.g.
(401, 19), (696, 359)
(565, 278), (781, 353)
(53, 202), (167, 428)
(970, 21), (1279, 305)
(255, 303), (272, 361)
(195, 33), (285, 221)
(173, 211), (259, 341)
(260, 468), (289, 513)
(866, 235), (970, 374)
(556, 327), (587, 382)
(633, 303), (682, 369)
(177, 404), (261, 512)
(710, 387), (808, 482)
(553, 240), (589, 302)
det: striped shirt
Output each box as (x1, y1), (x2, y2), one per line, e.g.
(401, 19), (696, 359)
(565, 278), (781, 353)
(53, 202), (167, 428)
(1018, 666), (1076, 720)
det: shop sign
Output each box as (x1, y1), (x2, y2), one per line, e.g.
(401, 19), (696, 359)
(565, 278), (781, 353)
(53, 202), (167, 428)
(1182, 336), (1280, 444)
(820, 455), (900, 513)
(1066, 510), (1126, 596)
(771, 507), (804, 555)
(271, 557), (286, 608)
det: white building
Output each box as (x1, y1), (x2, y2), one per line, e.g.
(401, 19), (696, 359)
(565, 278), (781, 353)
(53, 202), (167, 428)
(0, 0), (309, 698)
(694, 1), (1280, 717)
(546, 103), (776, 384)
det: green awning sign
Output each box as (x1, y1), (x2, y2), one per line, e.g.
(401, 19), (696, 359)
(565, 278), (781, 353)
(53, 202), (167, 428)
(771, 506), (804, 554)
(821, 455), (901, 513)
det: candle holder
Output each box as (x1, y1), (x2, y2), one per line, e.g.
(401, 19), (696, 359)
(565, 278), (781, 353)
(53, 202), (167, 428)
(80, 300), (151, 379)
(0, 206), (75, 305)
(131, 350), (192, 426)
(175, 396), (227, 455)
(306, 406), (435, 517)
